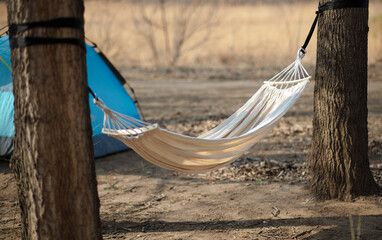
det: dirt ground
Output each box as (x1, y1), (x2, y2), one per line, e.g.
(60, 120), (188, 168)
(1, 63), (382, 239)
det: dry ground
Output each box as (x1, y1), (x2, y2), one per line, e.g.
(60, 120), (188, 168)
(1, 1), (382, 239)
(1, 62), (382, 239)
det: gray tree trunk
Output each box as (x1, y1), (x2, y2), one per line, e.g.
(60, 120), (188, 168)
(7, 0), (102, 239)
(310, 1), (380, 200)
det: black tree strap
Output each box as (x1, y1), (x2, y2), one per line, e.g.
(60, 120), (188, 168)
(88, 87), (98, 100)
(301, 11), (320, 51)
(301, 0), (369, 51)
(319, 0), (369, 12)
(9, 17), (85, 49)
(9, 17), (83, 36)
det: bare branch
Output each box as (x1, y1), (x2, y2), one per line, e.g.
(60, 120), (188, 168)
(131, 0), (221, 67)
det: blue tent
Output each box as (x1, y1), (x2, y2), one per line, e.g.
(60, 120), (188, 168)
(0, 35), (141, 158)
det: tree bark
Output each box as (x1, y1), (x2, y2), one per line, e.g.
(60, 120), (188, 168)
(310, 1), (380, 200)
(7, 0), (102, 239)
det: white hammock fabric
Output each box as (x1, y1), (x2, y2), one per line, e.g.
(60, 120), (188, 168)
(95, 50), (310, 173)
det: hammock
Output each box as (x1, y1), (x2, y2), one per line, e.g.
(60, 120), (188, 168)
(94, 49), (310, 173)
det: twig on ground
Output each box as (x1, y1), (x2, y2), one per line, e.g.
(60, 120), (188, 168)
(2, 176), (14, 190)
(271, 206), (280, 217)
(125, 186), (138, 192)
(293, 229), (313, 238)
(0, 209), (16, 220)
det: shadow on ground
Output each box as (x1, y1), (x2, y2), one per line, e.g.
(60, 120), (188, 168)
(102, 215), (382, 239)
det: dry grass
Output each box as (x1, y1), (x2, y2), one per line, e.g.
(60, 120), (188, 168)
(84, 1), (320, 68)
(83, 0), (382, 68)
(0, 1), (381, 68)
(369, 3), (382, 64)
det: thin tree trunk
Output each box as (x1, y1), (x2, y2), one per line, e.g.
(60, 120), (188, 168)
(7, 0), (102, 239)
(310, 1), (380, 200)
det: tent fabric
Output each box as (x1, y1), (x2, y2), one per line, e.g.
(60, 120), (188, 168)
(0, 36), (14, 158)
(0, 35), (141, 158)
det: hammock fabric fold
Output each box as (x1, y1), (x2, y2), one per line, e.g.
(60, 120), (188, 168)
(95, 50), (310, 173)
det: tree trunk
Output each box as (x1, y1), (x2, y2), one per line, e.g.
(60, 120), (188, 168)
(7, 0), (102, 239)
(310, 1), (380, 200)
